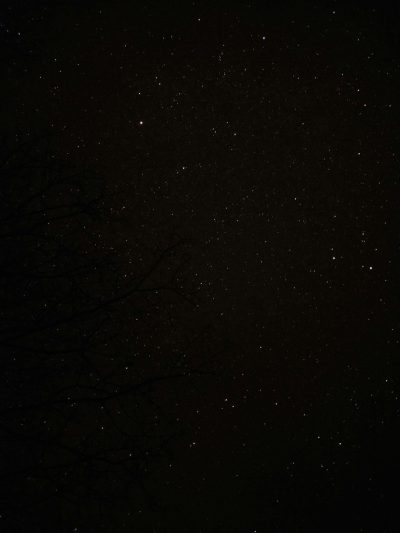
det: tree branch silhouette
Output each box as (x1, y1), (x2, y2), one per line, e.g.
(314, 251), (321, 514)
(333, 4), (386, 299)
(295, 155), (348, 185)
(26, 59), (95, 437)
(0, 136), (214, 530)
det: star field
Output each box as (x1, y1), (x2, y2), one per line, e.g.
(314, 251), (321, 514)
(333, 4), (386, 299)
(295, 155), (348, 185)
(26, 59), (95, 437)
(1, 2), (399, 532)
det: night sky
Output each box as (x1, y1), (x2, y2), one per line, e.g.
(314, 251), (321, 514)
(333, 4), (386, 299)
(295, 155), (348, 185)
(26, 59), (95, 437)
(1, 1), (400, 531)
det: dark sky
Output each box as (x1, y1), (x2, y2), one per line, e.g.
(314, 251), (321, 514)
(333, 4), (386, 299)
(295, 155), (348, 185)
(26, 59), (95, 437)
(1, 1), (400, 531)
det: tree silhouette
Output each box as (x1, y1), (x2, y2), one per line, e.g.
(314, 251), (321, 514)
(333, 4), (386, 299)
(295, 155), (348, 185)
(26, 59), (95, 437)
(0, 135), (213, 531)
